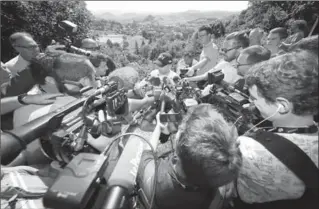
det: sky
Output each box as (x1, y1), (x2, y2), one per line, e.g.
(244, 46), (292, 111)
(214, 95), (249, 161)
(85, 1), (249, 14)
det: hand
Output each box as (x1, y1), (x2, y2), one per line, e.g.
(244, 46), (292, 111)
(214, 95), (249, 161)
(156, 112), (178, 135)
(182, 77), (190, 84)
(21, 93), (64, 105)
(142, 95), (155, 106)
(159, 91), (174, 103)
(185, 67), (195, 77)
(218, 181), (237, 206)
(201, 84), (214, 96)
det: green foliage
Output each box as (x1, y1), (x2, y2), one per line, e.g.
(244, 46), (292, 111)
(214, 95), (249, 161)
(134, 41), (139, 54)
(225, 1), (319, 34)
(210, 19), (225, 38)
(140, 45), (151, 59)
(1, 0), (93, 62)
(106, 39), (113, 48)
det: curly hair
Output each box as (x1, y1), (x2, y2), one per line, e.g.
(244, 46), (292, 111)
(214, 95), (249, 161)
(245, 50), (318, 116)
(176, 104), (242, 188)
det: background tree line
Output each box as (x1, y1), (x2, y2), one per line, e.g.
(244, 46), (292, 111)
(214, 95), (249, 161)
(1, 1), (318, 76)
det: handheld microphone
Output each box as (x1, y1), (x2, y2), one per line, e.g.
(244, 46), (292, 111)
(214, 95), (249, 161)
(102, 134), (145, 209)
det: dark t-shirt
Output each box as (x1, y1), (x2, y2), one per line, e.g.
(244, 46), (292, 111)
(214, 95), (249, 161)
(137, 150), (216, 209)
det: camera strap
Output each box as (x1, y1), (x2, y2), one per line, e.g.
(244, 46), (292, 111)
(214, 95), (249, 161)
(249, 130), (319, 189)
(258, 124), (318, 134)
(236, 130), (319, 209)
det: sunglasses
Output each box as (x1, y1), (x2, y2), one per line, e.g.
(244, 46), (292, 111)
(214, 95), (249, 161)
(221, 46), (241, 53)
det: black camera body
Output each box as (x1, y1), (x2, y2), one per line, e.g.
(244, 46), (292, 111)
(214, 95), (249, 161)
(58, 20), (78, 35)
(179, 68), (189, 79)
(203, 70), (264, 134)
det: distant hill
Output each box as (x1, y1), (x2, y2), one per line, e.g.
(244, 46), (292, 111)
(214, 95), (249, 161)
(93, 10), (239, 25)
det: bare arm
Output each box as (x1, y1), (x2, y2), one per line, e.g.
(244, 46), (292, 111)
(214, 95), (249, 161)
(1, 96), (23, 115)
(192, 57), (209, 71)
(128, 96), (155, 113)
(186, 72), (209, 82)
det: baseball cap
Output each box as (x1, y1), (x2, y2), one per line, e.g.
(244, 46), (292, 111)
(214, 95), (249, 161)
(154, 52), (173, 67)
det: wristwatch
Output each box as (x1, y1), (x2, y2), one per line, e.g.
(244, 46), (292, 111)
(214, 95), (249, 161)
(17, 93), (28, 105)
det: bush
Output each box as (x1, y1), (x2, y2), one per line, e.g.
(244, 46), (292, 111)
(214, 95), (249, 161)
(1, 0), (93, 62)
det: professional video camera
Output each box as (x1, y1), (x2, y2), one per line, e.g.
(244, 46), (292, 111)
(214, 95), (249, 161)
(1, 80), (128, 166)
(55, 20), (92, 57)
(201, 70), (266, 134)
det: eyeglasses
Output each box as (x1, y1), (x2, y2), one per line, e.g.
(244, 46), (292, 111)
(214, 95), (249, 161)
(221, 46), (241, 53)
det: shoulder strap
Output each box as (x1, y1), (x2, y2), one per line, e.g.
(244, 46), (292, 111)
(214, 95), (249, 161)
(251, 130), (319, 189)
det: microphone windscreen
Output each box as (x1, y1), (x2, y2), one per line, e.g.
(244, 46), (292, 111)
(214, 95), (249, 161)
(106, 135), (145, 193)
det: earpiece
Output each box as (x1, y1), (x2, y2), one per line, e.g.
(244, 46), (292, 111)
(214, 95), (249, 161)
(277, 104), (284, 112)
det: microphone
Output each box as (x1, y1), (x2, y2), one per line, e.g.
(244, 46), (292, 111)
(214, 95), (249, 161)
(102, 134), (145, 209)
(92, 80), (118, 97)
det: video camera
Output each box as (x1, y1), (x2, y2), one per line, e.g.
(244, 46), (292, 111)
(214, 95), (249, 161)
(55, 20), (92, 57)
(1, 80), (143, 209)
(1, 80), (127, 166)
(202, 70), (265, 134)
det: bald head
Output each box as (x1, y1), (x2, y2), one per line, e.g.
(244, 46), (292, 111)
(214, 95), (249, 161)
(249, 28), (264, 46)
(81, 38), (98, 50)
(9, 32), (39, 61)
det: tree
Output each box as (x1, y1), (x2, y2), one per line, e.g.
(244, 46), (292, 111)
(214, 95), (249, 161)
(106, 39), (113, 48)
(210, 20), (225, 38)
(140, 45), (151, 59)
(1, 0), (93, 62)
(226, 1), (319, 34)
(134, 41), (139, 55)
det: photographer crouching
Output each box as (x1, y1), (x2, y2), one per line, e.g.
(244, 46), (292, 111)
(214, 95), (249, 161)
(228, 49), (318, 209)
(137, 104), (242, 209)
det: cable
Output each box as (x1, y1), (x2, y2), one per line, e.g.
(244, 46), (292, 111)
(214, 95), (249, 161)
(243, 106), (281, 136)
(101, 132), (158, 209)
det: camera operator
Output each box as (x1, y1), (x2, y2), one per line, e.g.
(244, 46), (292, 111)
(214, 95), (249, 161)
(249, 28), (265, 46)
(264, 27), (288, 57)
(186, 25), (219, 78)
(81, 38), (117, 78)
(279, 20), (309, 51)
(137, 104), (242, 209)
(230, 50), (318, 209)
(185, 31), (249, 86)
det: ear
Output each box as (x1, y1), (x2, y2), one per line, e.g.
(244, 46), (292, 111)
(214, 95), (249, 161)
(275, 97), (292, 114)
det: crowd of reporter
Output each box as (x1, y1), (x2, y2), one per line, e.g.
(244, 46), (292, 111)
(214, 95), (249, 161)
(0, 18), (318, 209)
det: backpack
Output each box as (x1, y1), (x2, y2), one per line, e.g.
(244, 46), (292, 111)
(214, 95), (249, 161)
(233, 130), (319, 209)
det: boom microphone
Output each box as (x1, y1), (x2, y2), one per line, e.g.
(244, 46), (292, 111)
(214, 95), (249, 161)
(102, 134), (145, 209)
